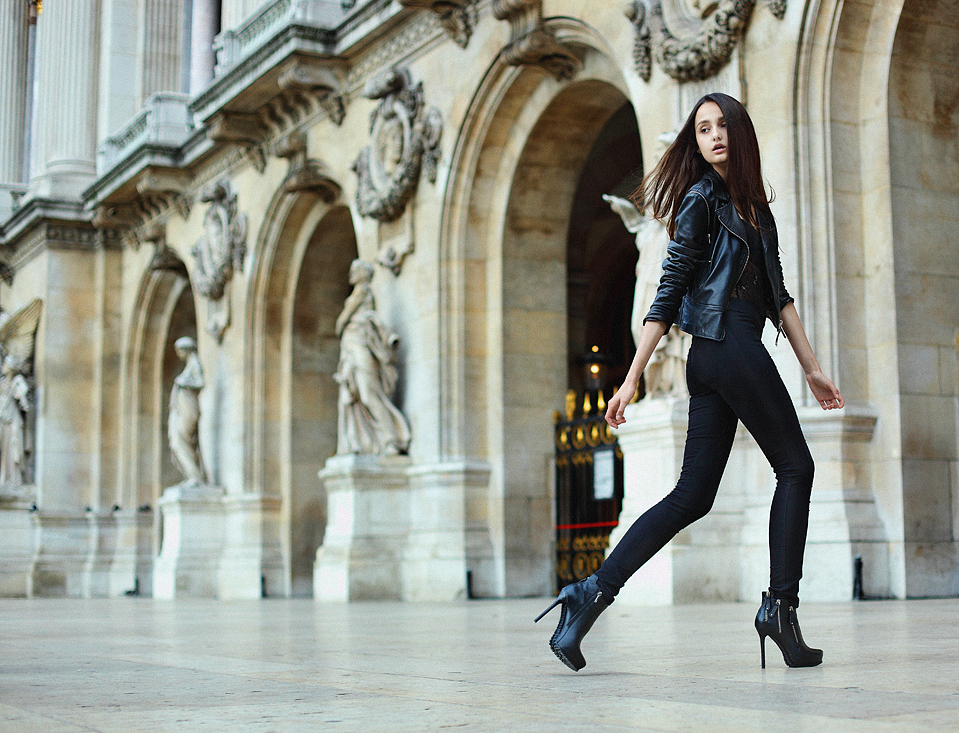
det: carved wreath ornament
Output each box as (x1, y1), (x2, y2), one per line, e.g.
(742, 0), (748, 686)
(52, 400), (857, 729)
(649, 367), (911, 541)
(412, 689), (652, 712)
(352, 67), (443, 223)
(191, 178), (247, 342)
(627, 0), (787, 83)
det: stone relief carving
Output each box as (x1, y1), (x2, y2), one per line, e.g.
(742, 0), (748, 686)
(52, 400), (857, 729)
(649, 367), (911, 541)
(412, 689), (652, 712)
(627, 0), (787, 83)
(399, 0), (478, 48)
(334, 260), (412, 457)
(273, 130), (341, 202)
(168, 337), (208, 487)
(353, 67), (443, 225)
(191, 178), (248, 343)
(492, 0), (581, 80)
(0, 298), (42, 497)
(277, 60), (347, 126)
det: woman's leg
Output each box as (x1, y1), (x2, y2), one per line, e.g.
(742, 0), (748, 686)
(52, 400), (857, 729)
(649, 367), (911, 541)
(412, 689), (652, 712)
(695, 301), (815, 605)
(593, 348), (739, 601)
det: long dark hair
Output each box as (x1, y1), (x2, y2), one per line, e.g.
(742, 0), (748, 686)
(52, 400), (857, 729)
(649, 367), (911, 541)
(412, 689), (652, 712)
(631, 93), (772, 236)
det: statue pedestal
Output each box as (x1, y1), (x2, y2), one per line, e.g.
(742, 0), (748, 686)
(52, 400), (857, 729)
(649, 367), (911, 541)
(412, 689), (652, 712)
(314, 454), (411, 601)
(609, 397), (687, 605)
(153, 483), (224, 598)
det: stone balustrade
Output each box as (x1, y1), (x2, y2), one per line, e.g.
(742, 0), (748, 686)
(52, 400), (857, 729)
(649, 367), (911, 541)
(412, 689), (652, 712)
(97, 93), (194, 176)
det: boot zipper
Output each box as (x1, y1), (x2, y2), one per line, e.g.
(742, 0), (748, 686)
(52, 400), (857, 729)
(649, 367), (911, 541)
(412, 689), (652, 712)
(776, 599), (782, 634)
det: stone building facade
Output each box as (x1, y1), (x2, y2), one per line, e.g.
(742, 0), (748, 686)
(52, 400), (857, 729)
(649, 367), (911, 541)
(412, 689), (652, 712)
(0, 0), (956, 602)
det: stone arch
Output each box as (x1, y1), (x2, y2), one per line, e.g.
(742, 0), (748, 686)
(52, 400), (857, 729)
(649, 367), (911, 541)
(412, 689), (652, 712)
(119, 251), (198, 592)
(246, 187), (355, 597)
(440, 22), (638, 596)
(798, 0), (959, 597)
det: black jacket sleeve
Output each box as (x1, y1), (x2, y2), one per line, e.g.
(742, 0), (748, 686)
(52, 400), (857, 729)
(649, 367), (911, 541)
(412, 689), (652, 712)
(644, 189), (711, 327)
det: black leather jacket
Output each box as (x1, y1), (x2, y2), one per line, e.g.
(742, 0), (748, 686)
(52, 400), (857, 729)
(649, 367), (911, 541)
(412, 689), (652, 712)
(644, 169), (793, 341)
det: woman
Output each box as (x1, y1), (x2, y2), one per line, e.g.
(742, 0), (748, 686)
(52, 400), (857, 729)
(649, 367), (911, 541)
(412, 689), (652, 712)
(536, 93), (844, 672)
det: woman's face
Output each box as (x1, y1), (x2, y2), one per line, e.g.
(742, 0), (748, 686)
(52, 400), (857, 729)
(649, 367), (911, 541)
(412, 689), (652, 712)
(695, 101), (728, 177)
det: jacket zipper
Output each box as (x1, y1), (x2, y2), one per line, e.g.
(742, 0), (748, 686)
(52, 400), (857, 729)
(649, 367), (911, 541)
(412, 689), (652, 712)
(718, 215), (786, 342)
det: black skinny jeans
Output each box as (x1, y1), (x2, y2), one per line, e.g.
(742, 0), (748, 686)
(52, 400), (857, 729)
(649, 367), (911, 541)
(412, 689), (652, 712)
(594, 298), (815, 606)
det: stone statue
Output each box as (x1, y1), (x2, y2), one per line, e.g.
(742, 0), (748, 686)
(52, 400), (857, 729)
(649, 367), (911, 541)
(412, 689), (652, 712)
(0, 298), (42, 494)
(0, 357), (31, 492)
(334, 260), (411, 456)
(168, 337), (207, 485)
(604, 188), (690, 398)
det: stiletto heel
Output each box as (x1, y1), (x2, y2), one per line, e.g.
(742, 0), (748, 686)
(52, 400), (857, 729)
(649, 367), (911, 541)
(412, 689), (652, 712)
(754, 590), (823, 668)
(534, 575), (609, 671)
(534, 597), (562, 623)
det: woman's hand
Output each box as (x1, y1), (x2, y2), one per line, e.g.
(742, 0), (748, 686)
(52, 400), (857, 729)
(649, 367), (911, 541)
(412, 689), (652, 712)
(806, 370), (844, 410)
(605, 383), (637, 428)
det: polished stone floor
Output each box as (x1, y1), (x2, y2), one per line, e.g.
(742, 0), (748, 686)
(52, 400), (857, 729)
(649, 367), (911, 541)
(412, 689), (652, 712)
(1, 596), (958, 732)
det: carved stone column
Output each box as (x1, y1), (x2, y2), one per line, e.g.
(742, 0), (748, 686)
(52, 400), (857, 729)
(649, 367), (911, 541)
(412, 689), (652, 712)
(30, 0), (100, 199)
(189, 0), (219, 95)
(0, 0), (28, 183)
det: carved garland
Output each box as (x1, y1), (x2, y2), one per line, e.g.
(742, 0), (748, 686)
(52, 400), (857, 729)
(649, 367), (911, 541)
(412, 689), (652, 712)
(627, 0), (787, 83)
(352, 67), (443, 224)
(191, 178), (248, 343)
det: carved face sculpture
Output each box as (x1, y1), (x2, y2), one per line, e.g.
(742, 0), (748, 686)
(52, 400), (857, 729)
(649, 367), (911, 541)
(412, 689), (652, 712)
(369, 103), (412, 193)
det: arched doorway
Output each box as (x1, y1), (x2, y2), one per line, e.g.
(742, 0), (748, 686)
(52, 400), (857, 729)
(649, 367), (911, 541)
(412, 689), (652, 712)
(121, 252), (198, 594)
(249, 191), (355, 597)
(288, 206), (356, 596)
(887, 0), (959, 596)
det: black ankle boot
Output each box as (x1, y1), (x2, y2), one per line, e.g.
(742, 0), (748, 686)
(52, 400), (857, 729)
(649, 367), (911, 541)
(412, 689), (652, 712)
(534, 574), (609, 671)
(755, 590), (823, 668)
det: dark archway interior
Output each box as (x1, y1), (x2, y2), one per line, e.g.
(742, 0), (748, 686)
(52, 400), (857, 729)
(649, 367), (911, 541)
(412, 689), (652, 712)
(289, 205), (357, 596)
(566, 101), (643, 399)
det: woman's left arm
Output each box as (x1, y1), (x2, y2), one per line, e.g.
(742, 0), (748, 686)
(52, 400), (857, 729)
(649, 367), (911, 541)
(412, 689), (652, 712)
(780, 302), (844, 410)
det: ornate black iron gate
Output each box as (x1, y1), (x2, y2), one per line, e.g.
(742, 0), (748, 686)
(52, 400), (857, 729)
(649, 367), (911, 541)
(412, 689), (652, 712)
(553, 390), (624, 591)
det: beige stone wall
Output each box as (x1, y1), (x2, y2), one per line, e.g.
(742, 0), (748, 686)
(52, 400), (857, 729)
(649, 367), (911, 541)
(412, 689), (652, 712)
(2, 0), (957, 600)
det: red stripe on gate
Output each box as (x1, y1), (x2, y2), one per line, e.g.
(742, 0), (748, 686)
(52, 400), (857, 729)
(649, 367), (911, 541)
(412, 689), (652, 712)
(555, 521), (620, 530)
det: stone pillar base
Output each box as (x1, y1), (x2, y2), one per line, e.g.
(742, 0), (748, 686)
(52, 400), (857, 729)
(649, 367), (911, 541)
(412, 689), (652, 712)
(153, 483), (224, 598)
(82, 511), (117, 598)
(741, 405), (885, 602)
(403, 462), (493, 601)
(610, 397), (688, 605)
(0, 503), (35, 597)
(28, 513), (90, 597)
(108, 508), (154, 597)
(314, 454), (411, 602)
(218, 493), (284, 599)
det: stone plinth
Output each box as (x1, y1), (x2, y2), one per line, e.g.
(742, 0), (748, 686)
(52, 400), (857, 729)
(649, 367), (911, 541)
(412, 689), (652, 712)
(153, 484), (224, 599)
(108, 509), (154, 597)
(218, 492), (284, 599)
(314, 454), (411, 602)
(741, 405), (885, 603)
(82, 511), (117, 598)
(404, 461), (492, 601)
(0, 505), (34, 597)
(608, 396), (688, 605)
(28, 513), (91, 597)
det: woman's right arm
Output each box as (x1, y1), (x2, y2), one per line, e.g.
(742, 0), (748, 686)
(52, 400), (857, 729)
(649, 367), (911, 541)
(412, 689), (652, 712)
(606, 189), (710, 428)
(605, 319), (668, 428)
